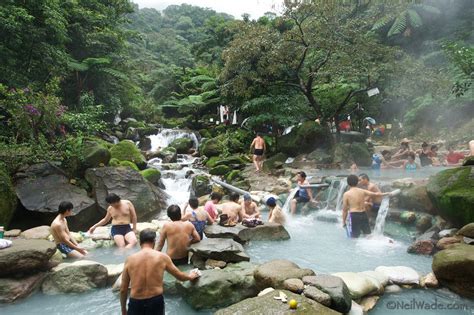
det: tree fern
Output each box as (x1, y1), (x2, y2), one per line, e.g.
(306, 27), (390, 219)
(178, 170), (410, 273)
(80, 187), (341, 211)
(371, 15), (394, 31)
(387, 12), (407, 37)
(407, 9), (422, 28)
(99, 68), (128, 81)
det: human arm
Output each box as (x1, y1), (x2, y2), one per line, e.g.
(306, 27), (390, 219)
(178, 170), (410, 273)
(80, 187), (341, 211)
(56, 225), (87, 255)
(165, 255), (200, 282)
(365, 190), (389, 198)
(88, 210), (112, 234)
(206, 211), (215, 225)
(181, 211), (192, 222)
(190, 223), (201, 243)
(120, 261), (130, 315)
(128, 201), (137, 233)
(250, 139), (256, 151)
(342, 195), (348, 227)
(65, 223), (78, 246)
(156, 226), (166, 251)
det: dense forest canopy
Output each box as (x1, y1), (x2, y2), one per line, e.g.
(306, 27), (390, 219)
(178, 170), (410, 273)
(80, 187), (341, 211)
(0, 0), (472, 171)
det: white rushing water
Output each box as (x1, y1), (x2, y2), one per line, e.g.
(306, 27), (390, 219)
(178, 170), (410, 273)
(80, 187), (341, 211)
(373, 196), (391, 236)
(148, 129), (199, 152)
(282, 187), (298, 213)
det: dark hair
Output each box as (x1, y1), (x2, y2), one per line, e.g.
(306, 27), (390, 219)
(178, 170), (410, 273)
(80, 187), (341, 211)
(230, 192), (240, 202)
(256, 132), (262, 137)
(408, 152), (416, 160)
(58, 201), (73, 214)
(297, 171), (306, 179)
(347, 175), (359, 187)
(167, 205), (182, 221)
(431, 144), (438, 151)
(139, 229), (156, 245)
(266, 197), (276, 207)
(359, 173), (370, 181)
(421, 142), (428, 148)
(210, 192), (222, 201)
(105, 193), (121, 204)
(189, 197), (199, 209)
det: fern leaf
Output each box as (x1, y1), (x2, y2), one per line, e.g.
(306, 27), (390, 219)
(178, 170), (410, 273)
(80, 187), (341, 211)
(67, 60), (89, 72)
(407, 9), (422, 28)
(387, 12), (407, 37)
(371, 15), (394, 31)
(99, 68), (128, 81)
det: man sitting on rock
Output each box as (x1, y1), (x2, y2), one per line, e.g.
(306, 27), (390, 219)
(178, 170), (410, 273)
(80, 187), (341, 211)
(50, 201), (88, 258)
(241, 193), (261, 219)
(220, 192), (246, 226)
(88, 193), (138, 249)
(121, 229), (199, 315)
(156, 205), (200, 265)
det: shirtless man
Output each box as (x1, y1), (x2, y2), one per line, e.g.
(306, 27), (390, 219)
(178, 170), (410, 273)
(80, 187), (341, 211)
(241, 193), (261, 219)
(156, 205), (200, 266)
(120, 229), (199, 315)
(342, 175), (389, 238)
(50, 201), (88, 258)
(220, 192), (246, 225)
(358, 174), (382, 215)
(250, 133), (266, 172)
(88, 193), (137, 249)
(266, 197), (286, 225)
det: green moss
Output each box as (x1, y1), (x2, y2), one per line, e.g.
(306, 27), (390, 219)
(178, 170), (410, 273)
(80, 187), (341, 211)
(110, 140), (147, 169)
(199, 129), (212, 139)
(226, 170), (241, 182)
(278, 121), (329, 156)
(205, 156), (220, 168)
(109, 158), (120, 167)
(350, 143), (372, 167)
(169, 138), (193, 154)
(140, 168), (161, 184)
(214, 156), (246, 167)
(119, 160), (139, 171)
(127, 121), (146, 129)
(0, 168), (17, 227)
(82, 141), (111, 168)
(200, 138), (223, 157)
(263, 153), (287, 172)
(209, 165), (231, 176)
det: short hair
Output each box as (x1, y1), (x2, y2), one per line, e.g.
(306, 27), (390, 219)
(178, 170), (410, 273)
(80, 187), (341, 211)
(347, 175), (359, 187)
(421, 142), (428, 148)
(58, 201), (73, 214)
(243, 193), (251, 201)
(139, 229), (156, 245)
(189, 197), (199, 209)
(105, 193), (121, 204)
(298, 171), (307, 179)
(210, 192), (222, 201)
(359, 173), (370, 181)
(230, 192), (240, 202)
(431, 144), (438, 151)
(256, 132), (262, 137)
(167, 205), (181, 221)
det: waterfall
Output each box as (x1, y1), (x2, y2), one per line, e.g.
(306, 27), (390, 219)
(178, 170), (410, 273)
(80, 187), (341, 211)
(321, 180), (336, 210)
(335, 180), (348, 213)
(148, 129), (199, 152)
(282, 187), (299, 213)
(372, 197), (390, 236)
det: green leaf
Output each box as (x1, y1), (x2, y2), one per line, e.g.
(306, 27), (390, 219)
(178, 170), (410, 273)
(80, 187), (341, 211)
(407, 9), (422, 28)
(371, 15), (394, 31)
(387, 12), (407, 37)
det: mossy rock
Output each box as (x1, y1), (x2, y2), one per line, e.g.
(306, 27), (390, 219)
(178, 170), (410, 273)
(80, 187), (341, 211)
(119, 161), (139, 171)
(82, 141), (111, 168)
(209, 165), (231, 176)
(126, 120), (146, 129)
(214, 156), (246, 168)
(278, 121), (329, 156)
(263, 153), (288, 172)
(109, 158), (121, 167)
(307, 148), (333, 164)
(205, 156), (221, 168)
(200, 138), (224, 157)
(333, 142), (371, 167)
(0, 168), (17, 227)
(233, 180), (251, 192)
(169, 138), (193, 154)
(159, 147), (177, 163)
(191, 175), (211, 197)
(110, 140), (147, 169)
(140, 168), (161, 186)
(427, 166), (474, 227)
(226, 170), (242, 183)
(199, 129), (212, 139)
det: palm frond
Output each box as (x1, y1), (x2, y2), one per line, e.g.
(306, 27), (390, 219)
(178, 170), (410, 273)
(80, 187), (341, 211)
(387, 12), (407, 37)
(99, 68), (129, 81)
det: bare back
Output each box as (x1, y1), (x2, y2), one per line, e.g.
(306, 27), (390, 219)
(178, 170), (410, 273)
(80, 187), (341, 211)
(221, 202), (243, 222)
(252, 137), (265, 150)
(109, 200), (133, 225)
(368, 183), (382, 204)
(159, 221), (196, 259)
(269, 205), (286, 225)
(343, 188), (370, 213)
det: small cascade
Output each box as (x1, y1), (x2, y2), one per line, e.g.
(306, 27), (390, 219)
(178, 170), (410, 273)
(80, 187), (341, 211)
(335, 180), (348, 212)
(282, 187), (299, 213)
(372, 197), (390, 236)
(159, 167), (194, 206)
(321, 180), (336, 210)
(148, 129), (199, 152)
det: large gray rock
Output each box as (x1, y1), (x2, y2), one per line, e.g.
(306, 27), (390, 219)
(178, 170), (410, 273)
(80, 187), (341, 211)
(20, 225), (51, 239)
(458, 223), (474, 238)
(303, 286), (332, 306)
(13, 163), (100, 231)
(0, 239), (56, 277)
(215, 289), (340, 315)
(302, 275), (352, 313)
(176, 262), (258, 310)
(0, 272), (47, 303)
(332, 272), (379, 299)
(85, 167), (168, 221)
(190, 175), (211, 197)
(41, 260), (108, 294)
(189, 238), (249, 263)
(204, 223), (290, 244)
(398, 183), (435, 213)
(253, 260), (315, 291)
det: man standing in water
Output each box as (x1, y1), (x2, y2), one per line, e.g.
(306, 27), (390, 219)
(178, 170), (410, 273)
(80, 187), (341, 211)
(250, 133), (266, 172)
(88, 193), (138, 249)
(342, 175), (389, 238)
(358, 174), (382, 215)
(121, 229), (200, 315)
(156, 205), (200, 265)
(51, 201), (88, 258)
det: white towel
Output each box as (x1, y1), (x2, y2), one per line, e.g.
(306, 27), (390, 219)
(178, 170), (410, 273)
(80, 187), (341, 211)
(0, 239), (12, 249)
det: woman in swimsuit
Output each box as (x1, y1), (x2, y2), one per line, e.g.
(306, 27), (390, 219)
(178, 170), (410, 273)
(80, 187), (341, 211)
(181, 197), (214, 240)
(403, 152), (419, 172)
(417, 142), (432, 167)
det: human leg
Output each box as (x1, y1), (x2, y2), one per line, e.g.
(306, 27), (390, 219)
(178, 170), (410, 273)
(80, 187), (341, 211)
(253, 155), (259, 171)
(67, 250), (85, 259)
(290, 199), (297, 215)
(114, 235), (126, 247)
(124, 231), (137, 249)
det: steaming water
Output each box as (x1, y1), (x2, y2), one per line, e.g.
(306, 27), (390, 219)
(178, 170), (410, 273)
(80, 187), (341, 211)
(148, 129), (199, 152)
(373, 197), (391, 236)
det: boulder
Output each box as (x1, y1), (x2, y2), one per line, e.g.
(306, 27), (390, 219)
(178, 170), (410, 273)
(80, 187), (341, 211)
(105, 263), (124, 286)
(189, 238), (249, 263)
(427, 166), (474, 226)
(41, 260), (108, 294)
(0, 239), (56, 277)
(139, 168), (161, 186)
(82, 141), (111, 169)
(399, 211), (416, 225)
(416, 214), (433, 233)
(339, 131), (366, 143)
(4, 229), (21, 237)
(420, 272), (439, 288)
(85, 167), (168, 222)
(359, 270), (389, 292)
(205, 259), (226, 269)
(226, 170), (242, 183)
(278, 121), (329, 156)
(0, 272), (47, 303)
(359, 296), (379, 313)
(303, 286), (332, 306)
(254, 260), (315, 291)
(458, 223), (474, 238)
(307, 148), (333, 165)
(436, 236), (462, 250)
(109, 140), (147, 169)
(137, 137), (151, 151)
(191, 175), (211, 197)
(169, 138), (194, 154)
(90, 226), (111, 240)
(438, 228), (458, 238)
(384, 284), (401, 293)
(0, 167), (17, 228)
(398, 184), (435, 213)
(119, 160), (139, 171)
(432, 243), (474, 298)
(209, 165), (231, 176)
(204, 223), (290, 244)
(374, 266), (420, 285)
(13, 163), (99, 231)
(332, 272), (379, 299)
(302, 275), (352, 313)
(348, 300), (364, 315)
(199, 138), (223, 157)
(176, 262), (258, 310)
(214, 289), (340, 315)
(158, 147), (177, 163)
(283, 278), (304, 293)
(136, 222), (159, 232)
(263, 153), (288, 172)
(20, 225), (51, 239)
(407, 239), (435, 255)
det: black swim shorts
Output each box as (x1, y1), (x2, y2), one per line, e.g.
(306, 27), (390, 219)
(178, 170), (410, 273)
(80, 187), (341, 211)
(253, 149), (264, 156)
(171, 257), (189, 266)
(128, 295), (164, 315)
(57, 243), (73, 255)
(348, 212), (371, 238)
(111, 224), (133, 237)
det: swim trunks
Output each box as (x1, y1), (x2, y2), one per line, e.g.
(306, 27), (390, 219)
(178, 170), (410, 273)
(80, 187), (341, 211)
(371, 203), (381, 212)
(171, 257), (189, 266)
(253, 149), (264, 156)
(294, 189), (309, 203)
(111, 224), (133, 237)
(128, 294), (164, 315)
(347, 212), (371, 238)
(57, 243), (73, 255)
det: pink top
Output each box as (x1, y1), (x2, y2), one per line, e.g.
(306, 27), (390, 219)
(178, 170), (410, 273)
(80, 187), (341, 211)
(204, 200), (218, 220)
